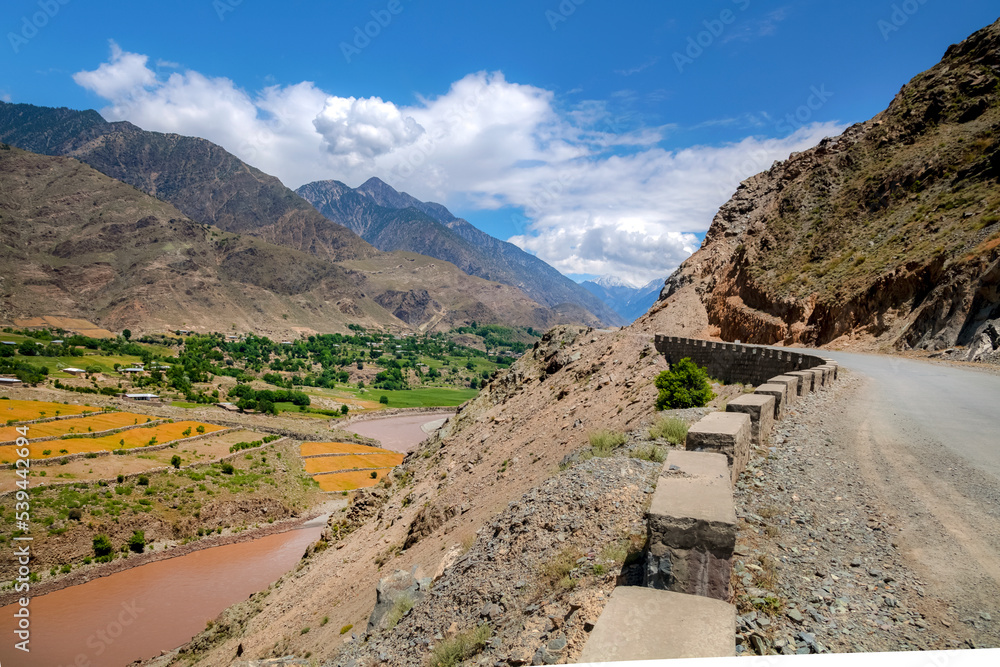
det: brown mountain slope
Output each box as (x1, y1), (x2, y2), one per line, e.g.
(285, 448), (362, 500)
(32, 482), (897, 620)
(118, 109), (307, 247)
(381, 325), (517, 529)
(0, 102), (375, 264)
(0, 146), (581, 335)
(644, 19), (1000, 358)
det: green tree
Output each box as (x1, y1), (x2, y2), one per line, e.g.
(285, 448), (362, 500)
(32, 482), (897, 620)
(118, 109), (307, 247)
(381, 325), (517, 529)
(127, 530), (145, 553)
(93, 534), (113, 558)
(340, 404), (349, 415)
(122, 329), (132, 341)
(654, 358), (715, 410)
(379, 395), (389, 405)
(171, 454), (181, 469)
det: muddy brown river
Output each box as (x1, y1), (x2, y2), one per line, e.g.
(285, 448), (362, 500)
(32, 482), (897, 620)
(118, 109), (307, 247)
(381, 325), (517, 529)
(0, 412), (448, 666)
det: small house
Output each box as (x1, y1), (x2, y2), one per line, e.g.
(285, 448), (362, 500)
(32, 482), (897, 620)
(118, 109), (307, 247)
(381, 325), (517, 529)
(124, 393), (159, 401)
(62, 367), (88, 376)
(0, 377), (23, 387)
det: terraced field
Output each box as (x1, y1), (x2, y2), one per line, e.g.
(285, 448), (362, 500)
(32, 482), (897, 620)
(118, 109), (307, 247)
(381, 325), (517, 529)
(0, 421), (226, 462)
(0, 412), (157, 443)
(299, 441), (404, 492)
(0, 399), (98, 423)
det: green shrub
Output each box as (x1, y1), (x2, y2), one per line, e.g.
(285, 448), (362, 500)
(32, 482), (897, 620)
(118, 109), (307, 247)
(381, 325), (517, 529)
(379, 395), (389, 405)
(428, 623), (491, 667)
(220, 462), (235, 475)
(631, 444), (665, 463)
(127, 530), (145, 553)
(116, 474), (125, 483)
(93, 534), (113, 558)
(648, 416), (689, 444)
(171, 454), (181, 469)
(137, 475), (149, 486)
(654, 358), (714, 410)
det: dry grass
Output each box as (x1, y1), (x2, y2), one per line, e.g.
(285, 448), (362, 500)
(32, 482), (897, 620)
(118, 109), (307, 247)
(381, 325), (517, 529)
(0, 399), (97, 423)
(299, 441), (396, 456)
(303, 452), (404, 474)
(648, 415), (688, 444)
(0, 412), (157, 443)
(314, 469), (391, 492)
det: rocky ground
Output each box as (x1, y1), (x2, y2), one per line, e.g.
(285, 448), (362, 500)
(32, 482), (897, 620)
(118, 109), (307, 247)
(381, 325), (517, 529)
(733, 372), (1000, 655)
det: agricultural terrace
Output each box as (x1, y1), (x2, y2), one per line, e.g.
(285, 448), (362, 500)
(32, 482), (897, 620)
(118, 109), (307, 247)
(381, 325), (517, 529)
(0, 421), (225, 463)
(0, 411), (157, 443)
(299, 441), (405, 492)
(0, 430), (269, 487)
(0, 399), (98, 423)
(313, 469), (391, 492)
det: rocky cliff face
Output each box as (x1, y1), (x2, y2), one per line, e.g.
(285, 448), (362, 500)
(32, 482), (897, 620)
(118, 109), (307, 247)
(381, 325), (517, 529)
(646, 19), (1000, 361)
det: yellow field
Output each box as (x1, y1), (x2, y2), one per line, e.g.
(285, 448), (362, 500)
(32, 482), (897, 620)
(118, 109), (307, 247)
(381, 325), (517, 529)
(0, 400), (97, 423)
(314, 469), (391, 492)
(0, 420), (225, 462)
(13, 316), (114, 338)
(299, 441), (398, 457)
(303, 452), (404, 474)
(0, 412), (157, 443)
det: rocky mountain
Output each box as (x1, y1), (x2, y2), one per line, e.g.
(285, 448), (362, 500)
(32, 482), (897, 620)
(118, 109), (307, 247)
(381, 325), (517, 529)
(0, 145), (579, 335)
(0, 104), (596, 333)
(581, 275), (665, 324)
(0, 102), (373, 263)
(296, 178), (623, 326)
(644, 19), (1000, 362)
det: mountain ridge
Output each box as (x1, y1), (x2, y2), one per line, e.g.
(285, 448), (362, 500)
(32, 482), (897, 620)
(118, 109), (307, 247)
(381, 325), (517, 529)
(641, 18), (1000, 362)
(298, 178), (624, 326)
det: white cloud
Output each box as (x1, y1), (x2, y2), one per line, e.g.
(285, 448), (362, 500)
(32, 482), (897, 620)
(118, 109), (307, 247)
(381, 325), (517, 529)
(73, 44), (844, 286)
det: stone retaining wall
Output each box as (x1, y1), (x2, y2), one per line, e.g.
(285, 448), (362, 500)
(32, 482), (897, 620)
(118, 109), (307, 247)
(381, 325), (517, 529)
(653, 335), (827, 386)
(582, 339), (839, 662)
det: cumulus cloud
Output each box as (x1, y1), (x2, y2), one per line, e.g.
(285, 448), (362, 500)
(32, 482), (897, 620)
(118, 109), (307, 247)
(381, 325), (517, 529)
(73, 43), (844, 285)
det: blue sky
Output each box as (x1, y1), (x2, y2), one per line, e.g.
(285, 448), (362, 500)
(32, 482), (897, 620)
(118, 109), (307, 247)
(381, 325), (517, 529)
(2, 0), (997, 285)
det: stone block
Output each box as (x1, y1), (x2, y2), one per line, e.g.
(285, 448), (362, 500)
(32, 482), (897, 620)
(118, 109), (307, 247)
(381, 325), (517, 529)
(806, 367), (825, 389)
(645, 451), (736, 600)
(754, 384), (785, 419)
(787, 370), (814, 394)
(578, 587), (736, 663)
(726, 394), (776, 446)
(769, 375), (800, 405)
(685, 411), (752, 482)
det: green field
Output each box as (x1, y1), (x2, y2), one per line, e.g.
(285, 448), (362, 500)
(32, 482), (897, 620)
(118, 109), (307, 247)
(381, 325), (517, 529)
(29, 354), (145, 377)
(359, 386), (477, 408)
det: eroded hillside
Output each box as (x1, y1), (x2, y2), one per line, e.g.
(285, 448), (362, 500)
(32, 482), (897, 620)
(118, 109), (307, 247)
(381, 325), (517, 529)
(646, 19), (1000, 360)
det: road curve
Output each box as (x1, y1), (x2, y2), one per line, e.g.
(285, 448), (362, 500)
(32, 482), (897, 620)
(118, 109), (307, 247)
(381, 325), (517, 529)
(818, 351), (1000, 631)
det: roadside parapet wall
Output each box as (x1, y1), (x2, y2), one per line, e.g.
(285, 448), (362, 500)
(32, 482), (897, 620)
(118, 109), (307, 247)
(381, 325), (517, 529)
(653, 335), (828, 386)
(582, 340), (838, 661)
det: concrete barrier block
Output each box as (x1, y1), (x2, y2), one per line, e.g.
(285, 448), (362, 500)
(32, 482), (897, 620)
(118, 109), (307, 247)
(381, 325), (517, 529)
(685, 411), (752, 482)
(726, 394), (775, 446)
(769, 375), (800, 405)
(754, 383), (785, 419)
(645, 451), (736, 600)
(816, 365), (834, 385)
(786, 370), (814, 394)
(806, 367), (824, 389)
(578, 587), (736, 662)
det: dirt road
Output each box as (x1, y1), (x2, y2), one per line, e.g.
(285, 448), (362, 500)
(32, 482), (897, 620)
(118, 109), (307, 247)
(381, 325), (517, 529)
(823, 352), (1000, 637)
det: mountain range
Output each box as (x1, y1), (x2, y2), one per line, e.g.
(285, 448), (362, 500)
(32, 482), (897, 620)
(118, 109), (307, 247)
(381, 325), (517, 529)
(295, 178), (623, 325)
(0, 102), (621, 334)
(580, 275), (665, 324)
